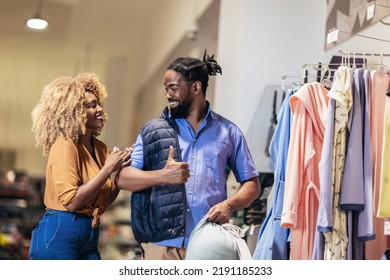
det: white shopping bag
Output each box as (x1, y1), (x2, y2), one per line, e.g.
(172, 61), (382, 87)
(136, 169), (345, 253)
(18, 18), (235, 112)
(186, 216), (251, 260)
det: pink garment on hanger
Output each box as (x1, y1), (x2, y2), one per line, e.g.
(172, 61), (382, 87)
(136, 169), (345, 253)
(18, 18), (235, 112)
(369, 70), (389, 214)
(281, 82), (329, 260)
(365, 70), (390, 260)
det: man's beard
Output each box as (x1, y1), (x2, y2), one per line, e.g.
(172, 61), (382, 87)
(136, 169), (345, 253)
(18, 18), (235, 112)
(170, 96), (192, 118)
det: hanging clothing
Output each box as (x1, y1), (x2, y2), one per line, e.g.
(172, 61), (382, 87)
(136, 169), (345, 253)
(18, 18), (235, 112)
(252, 88), (297, 260)
(355, 69), (375, 243)
(281, 82), (329, 260)
(316, 67), (376, 260)
(365, 70), (390, 260)
(378, 96), (390, 218)
(313, 96), (336, 260)
(340, 68), (367, 211)
(369, 70), (389, 213)
(342, 68), (375, 260)
(321, 66), (352, 260)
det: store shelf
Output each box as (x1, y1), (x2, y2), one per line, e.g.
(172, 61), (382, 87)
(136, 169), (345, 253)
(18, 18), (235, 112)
(99, 191), (141, 260)
(0, 171), (45, 260)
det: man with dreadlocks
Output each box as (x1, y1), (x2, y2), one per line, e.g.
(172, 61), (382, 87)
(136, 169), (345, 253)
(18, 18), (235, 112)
(117, 51), (261, 260)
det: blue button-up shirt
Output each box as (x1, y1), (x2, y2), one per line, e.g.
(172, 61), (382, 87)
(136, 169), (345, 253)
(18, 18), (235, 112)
(131, 105), (258, 248)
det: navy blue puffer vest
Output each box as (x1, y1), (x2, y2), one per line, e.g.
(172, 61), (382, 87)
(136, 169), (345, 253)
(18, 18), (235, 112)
(131, 108), (186, 243)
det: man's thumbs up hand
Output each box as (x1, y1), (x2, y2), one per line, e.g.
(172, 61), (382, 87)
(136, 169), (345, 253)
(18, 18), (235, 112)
(162, 146), (190, 184)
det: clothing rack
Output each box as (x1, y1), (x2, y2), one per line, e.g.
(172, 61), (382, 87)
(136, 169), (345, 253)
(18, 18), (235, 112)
(281, 75), (333, 89)
(338, 50), (390, 73)
(281, 62), (338, 89)
(282, 51), (390, 89)
(338, 50), (390, 58)
(302, 64), (339, 72)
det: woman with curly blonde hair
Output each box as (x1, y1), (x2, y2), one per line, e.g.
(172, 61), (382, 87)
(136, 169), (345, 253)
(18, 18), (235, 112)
(29, 73), (132, 260)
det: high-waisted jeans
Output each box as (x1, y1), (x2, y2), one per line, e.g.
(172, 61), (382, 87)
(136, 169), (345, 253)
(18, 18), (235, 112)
(28, 209), (100, 260)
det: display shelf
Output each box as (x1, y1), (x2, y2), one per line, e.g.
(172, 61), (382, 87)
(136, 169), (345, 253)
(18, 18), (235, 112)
(0, 171), (45, 259)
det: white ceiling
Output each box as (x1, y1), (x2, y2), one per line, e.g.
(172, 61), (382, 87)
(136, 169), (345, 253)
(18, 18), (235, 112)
(0, 0), (172, 57)
(0, 0), (215, 83)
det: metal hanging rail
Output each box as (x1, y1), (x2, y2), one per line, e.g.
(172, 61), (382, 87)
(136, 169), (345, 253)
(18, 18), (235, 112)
(338, 50), (390, 57)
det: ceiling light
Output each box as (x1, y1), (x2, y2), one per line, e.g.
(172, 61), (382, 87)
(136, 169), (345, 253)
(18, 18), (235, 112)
(26, 0), (48, 31)
(26, 18), (48, 30)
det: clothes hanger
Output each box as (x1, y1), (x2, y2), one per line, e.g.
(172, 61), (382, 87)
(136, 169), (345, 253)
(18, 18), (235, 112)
(320, 67), (333, 90)
(281, 75), (319, 89)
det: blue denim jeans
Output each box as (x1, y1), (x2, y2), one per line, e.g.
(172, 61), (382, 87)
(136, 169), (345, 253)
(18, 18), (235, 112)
(29, 209), (100, 260)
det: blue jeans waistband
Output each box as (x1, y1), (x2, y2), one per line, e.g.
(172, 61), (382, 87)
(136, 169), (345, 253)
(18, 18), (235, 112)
(45, 209), (92, 219)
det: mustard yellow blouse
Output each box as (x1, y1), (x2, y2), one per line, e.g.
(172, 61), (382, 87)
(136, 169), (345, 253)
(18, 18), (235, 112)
(43, 136), (113, 226)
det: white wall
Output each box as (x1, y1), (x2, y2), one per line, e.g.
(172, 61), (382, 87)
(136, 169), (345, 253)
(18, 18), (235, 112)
(323, 13), (390, 64)
(215, 0), (327, 134)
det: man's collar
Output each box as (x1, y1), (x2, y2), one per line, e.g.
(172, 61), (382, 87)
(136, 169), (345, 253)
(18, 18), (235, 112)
(162, 100), (213, 120)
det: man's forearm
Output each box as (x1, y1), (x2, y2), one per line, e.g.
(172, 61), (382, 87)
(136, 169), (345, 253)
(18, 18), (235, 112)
(116, 166), (166, 192)
(227, 177), (261, 211)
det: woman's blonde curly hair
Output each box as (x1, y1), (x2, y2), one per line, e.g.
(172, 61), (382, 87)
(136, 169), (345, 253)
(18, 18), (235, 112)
(31, 73), (108, 155)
